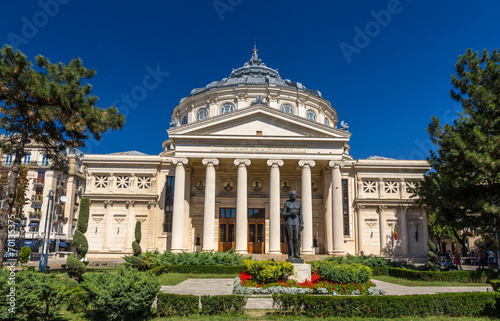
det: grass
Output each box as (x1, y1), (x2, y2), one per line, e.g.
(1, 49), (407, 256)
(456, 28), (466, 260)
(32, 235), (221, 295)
(157, 272), (238, 285)
(372, 275), (490, 287)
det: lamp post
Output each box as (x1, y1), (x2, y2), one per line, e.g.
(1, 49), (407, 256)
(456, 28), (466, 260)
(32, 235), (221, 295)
(39, 190), (54, 272)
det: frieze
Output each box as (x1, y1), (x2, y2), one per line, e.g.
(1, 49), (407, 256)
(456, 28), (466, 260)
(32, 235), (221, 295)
(213, 146), (303, 153)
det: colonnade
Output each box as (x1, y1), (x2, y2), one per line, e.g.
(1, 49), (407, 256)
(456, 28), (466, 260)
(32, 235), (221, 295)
(169, 157), (346, 254)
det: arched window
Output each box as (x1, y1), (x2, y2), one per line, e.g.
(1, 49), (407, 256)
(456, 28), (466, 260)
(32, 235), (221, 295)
(41, 154), (48, 166)
(23, 153), (31, 165)
(324, 117), (330, 126)
(5, 154), (12, 166)
(196, 108), (208, 121)
(181, 116), (188, 125)
(219, 103), (235, 115)
(280, 104), (295, 114)
(306, 110), (317, 122)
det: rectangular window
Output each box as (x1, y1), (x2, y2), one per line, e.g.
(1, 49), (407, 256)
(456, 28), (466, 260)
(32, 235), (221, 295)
(163, 176), (175, 233)
(228, 224), (235, 242)
(342, 179), (349, 236)
(219, 224), (227, 242)
(248, 208), (265, 218)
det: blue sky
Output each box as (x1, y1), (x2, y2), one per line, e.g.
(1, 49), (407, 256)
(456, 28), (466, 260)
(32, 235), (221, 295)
(1, 0), (499, 160)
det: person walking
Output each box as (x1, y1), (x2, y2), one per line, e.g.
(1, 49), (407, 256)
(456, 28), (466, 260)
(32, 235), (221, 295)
(454, 251), (462, 270)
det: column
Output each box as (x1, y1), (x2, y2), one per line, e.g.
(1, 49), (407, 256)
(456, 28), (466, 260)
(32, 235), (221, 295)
(267, 159), (283, 254)
(125, 201), (135, 252)
(102, 200), (113, 251)
(299, 160), (315, 254)
(234, 159), (251, 253)
(63, 176), (76, 236)
(147, 201), (156, 251)
(202, 158), (219, 251)
(378, 205), (387, 255)
(329, 161), (345, 255)
(400, 206), (409, 256)
(357, 204), (365, 254)
(323, 169), (333, 254)
(170, 158), (188, 253)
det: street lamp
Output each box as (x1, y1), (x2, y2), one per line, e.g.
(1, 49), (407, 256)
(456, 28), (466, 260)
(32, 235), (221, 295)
(39, 190), (54, 272)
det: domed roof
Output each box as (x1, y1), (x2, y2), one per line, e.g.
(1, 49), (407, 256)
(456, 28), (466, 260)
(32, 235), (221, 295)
(186, 47), (323, 100)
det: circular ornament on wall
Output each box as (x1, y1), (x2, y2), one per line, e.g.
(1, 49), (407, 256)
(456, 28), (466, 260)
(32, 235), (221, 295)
(312, 181), (319, 193)
(222, 178), (235, 192)
(251, 178), (264, 192)
(280, 179), (292, 192)
(195, 178), (205, 191)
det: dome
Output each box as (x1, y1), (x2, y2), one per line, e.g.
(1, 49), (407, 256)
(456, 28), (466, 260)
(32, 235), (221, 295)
(188, 47), (322, 98)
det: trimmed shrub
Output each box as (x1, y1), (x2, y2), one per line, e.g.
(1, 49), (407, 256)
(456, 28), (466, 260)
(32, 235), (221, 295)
(148, 265), (167, 276)
(135, 220), (141, 243)
(0, 269), (69, 321)
(321, 253), (413, 269)
(72, 230), (88, 259)
(132, 240), (142, 256)
(491, 279), (500, 292)
(372, 267), (499, 283)
(157, 293), (198, 317)
(166, 265), (244, 274)
(273, 292), (500, 318)
(66, 286), (89, 313)
(161, 248), (247, 266)
(200, 295), (246, 315)
(311, 261), (371, 284)
(243, 259), (293, 284)
(77, 197), (90, 233)
(81, 267), (160, 320)
(66, 253), (86, 281)
(18, 246), (31, 265)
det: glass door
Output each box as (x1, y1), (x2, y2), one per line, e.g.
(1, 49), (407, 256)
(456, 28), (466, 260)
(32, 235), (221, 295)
(248, 208), (265, 254)
(218, 208), (235, 252)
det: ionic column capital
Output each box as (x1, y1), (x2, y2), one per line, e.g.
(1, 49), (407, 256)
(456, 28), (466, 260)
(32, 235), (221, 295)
(328, 160), (346, 168)
(234, 159), (251, 166)
(267, 159), (284, 167)
(172, 158), (189, 165)
(298, 160), (316, 168)
(202, 158), (219, 166)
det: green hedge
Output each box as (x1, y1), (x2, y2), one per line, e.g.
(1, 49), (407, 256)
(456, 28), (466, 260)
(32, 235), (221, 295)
(200, 295), (246, 315)
(243, 260), (293, 283)
(372, 267), (499, 283)
(311, 261), (372, 284)
(157, 293), (198, 317)
(156, 294), (247, 317)
(166, 265), (244, 274)
(491, 280), (500, 292)
(273, 292), (500, 318)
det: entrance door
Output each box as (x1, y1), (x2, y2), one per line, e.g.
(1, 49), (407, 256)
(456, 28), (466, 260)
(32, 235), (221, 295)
(218, 208), (235, 252)
(248, 209), (265, 254)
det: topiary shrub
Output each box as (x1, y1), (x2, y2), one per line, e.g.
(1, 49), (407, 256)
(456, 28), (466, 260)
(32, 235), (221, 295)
(132, 241), (142, 256)
(243, 259), (293, 284)
(66, 253), (86, 281)
(19, 246), (31, 265)
(72, 230), (88, 259)
(132, 221), (142, 256)
(310, 261), (372, 284)
(490, 280), (500, 292)
(81, 266), (160, 320)
(77, 198), (90, 233)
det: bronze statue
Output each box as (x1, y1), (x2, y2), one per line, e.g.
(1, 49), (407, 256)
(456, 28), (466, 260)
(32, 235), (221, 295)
(282, 190), (303, 261)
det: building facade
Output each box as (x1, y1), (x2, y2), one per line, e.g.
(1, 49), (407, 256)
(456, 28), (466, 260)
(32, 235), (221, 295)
(83, 49), (430, 260)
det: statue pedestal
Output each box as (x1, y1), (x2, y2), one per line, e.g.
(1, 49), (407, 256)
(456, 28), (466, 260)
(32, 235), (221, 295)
(289, 263), (311, 283)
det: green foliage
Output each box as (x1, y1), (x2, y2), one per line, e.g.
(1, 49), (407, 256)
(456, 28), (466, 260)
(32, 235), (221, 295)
(321, 253), (414, 268)
(139, 250), (163, 270)
(66, 286), (89, 313)
(135, 220), (141, 243)
(491, 280), (500, 292)
(72, 229), (88, 259)
(147, 265), (167, 276)
(132, 240), (142, 257)
(243, 259), (293, 284)
(415, 48), (500, 240)
(81, 266), (160, 321)
(77, 198), (90, 233)
(372, 267), (499, 283)
(124, 255), (143, 269)
(166, 265), (244, 274)
(0, 269), (69, 321)
(156, 293), (199, 317)
(200, 295), (247, 316)
(18, 246), (31, 264)
(273, 292), (500, 318)
(310, 261), (371, 284)
(66, 253), (86, 281)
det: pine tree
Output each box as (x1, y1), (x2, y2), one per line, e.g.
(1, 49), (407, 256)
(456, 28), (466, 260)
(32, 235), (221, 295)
(416, 48), (500, 246)
(0, 45), (125, 267)
(72, 197), (90, 259)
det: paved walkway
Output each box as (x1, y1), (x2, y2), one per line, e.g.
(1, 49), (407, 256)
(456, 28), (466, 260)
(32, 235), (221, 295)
(160, 278), (494, 310)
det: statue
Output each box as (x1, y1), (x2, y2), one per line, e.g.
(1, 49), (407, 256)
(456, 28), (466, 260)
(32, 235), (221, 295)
(282, 190), (303, 262)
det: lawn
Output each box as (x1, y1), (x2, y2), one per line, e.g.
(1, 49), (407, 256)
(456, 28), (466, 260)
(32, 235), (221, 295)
(157, 272), (238, 285)
(372, 275), (490, 287)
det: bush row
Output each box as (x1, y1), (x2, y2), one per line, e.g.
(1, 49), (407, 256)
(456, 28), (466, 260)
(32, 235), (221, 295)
(166, 265), (244, 274)
(372, 267), (499, 283)
(310, 261), (372, 284)
(273, 292), (500, 318)
(156, 293), (246, 317)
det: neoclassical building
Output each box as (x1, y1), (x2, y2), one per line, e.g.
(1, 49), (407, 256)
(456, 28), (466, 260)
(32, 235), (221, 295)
(83, 48), (430, 260)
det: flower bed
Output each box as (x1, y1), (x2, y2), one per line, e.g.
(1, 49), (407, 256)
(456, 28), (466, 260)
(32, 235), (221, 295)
(233, 271), (380, 295)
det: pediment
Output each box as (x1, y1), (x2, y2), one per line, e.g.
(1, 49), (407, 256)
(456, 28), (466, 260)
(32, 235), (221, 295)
(168, 105), (350, 140)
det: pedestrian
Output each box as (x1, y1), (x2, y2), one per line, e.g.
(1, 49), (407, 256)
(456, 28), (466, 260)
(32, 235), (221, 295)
(488, 249), (496, 267)
(477, 248), (486, 269)
(454, 251), (462, 270)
